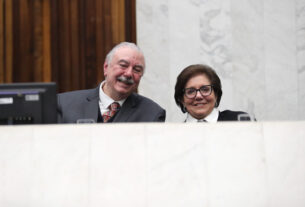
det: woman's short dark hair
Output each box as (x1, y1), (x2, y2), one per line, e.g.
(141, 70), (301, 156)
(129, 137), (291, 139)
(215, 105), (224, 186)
(174, 64), (222, 113)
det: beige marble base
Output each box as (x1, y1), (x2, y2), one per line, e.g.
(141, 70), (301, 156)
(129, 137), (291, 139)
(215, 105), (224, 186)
(0, 122), (305, 206)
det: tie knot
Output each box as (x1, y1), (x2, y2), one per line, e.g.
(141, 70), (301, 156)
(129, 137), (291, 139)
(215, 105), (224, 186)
(102, 102), (120, 123)
(110, 102), (120, 111)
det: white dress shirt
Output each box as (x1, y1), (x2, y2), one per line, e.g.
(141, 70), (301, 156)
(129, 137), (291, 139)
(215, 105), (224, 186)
(185, 108), (219, 123)
(99, 81), (126, 115)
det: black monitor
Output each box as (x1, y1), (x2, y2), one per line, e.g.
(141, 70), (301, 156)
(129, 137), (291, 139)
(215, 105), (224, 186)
(0, 82), (57, 125)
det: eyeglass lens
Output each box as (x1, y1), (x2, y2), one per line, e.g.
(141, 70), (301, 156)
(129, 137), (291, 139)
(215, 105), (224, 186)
(185, 85), (212, 98)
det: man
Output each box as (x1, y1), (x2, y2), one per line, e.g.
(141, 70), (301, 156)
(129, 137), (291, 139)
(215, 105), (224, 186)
(57, 42), (166, 123)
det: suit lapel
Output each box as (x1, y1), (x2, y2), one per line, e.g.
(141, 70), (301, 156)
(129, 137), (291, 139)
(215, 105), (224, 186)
(84, 86), (100, 122)
(217, 110), (238, 121)
(113, 93), (137, 122)
(217, 111), (224, 121)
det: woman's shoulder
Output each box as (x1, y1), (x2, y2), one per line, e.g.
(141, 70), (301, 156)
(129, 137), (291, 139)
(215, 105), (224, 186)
(218, 110), (251, 121)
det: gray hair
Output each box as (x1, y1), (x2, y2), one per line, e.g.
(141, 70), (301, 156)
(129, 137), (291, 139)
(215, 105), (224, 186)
(105, 42), (145, 69)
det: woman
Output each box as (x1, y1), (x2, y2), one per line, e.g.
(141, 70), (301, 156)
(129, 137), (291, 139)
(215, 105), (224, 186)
(174, 64), (251, 122)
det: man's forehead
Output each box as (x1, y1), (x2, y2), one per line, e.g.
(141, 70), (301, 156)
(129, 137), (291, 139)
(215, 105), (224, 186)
(113, 49), (144, 64)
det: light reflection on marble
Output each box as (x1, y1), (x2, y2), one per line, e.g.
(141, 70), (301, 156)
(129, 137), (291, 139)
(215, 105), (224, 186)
(137, 0), (305, 122)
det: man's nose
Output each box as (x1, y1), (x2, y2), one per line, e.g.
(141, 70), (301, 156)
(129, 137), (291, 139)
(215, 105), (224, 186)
(124, 66), (133, 77)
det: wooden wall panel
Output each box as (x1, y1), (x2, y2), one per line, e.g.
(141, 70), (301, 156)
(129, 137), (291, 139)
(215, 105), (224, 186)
(33, 0), (43, 81)
(0, 0), (3, 82)
(0, 0), (136, 92)
(17, 0), (32, 82)
(70, 0), (81, 90)
(78, 0), (86, 89)
(3, 0), (13, 82)
(84, 0), (98, 89)
(50, 0), (59, 84)
(42, 0), (52, 82)
(96, 0), (105, 84)
(112, 0), (125, 43)
(58, 0), (72, 91)
(125, 0), (137, 42)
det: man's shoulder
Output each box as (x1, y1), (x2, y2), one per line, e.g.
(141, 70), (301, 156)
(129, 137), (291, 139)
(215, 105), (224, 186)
(130, 93), (164, 110)
(58, 87), (97, 96)
(119, 93), (165, 122)
(58, 87), (98, 99)
(57, 87), (99, 108)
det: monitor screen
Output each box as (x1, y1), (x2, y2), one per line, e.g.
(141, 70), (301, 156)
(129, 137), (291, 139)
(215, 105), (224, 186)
(0, 82), (57, 125)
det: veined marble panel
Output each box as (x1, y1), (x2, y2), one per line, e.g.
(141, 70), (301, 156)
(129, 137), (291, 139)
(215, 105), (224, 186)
(137, 1), (171, 118)
(1, 123), (305, 206)
(167, 1), (203, 122)
(205, 123), (267, 207)
(90, 124), (147, 207)
(0, 126), (33, 206)
(146, 124), (209, 206)
(197, 0), (233, 113)
(230, 0), (265, 120)
(297, 0), (305, 120)
(137, 0), (305, 121)
(263, 122), (305, 206)
(264, 0), (298, 120)
(30, 125), (90, 207)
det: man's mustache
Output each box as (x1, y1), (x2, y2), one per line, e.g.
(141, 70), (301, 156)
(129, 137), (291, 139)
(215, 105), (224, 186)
(117, 76), (134, 85)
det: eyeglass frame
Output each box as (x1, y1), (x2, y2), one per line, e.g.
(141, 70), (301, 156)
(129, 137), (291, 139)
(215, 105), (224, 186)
(183, 85), (214, 99)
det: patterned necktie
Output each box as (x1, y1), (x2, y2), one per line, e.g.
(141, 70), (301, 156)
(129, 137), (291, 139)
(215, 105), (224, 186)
(102, 102), (120, 123)
(197, 119), (207, 122)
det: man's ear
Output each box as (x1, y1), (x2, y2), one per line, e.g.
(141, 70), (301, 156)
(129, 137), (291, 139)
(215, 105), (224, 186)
(103, 62), (108, 77)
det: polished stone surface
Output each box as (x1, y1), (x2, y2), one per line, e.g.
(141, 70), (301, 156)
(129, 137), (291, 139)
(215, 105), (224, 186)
(0, 122), (305, 206)
(137, 0), (305, 122)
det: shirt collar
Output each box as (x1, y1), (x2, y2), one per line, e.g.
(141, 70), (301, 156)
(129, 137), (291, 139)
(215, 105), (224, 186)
(99, 81), (126, 110)
(185, 108), (219, 123)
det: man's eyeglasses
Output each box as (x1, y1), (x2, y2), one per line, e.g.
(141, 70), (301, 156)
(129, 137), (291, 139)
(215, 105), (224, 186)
(183, 85), (213, 99)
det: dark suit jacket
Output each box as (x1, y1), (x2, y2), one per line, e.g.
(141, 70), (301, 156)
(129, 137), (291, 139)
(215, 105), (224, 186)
(218, 110), (251, 121)
(57, 86), (166, 123)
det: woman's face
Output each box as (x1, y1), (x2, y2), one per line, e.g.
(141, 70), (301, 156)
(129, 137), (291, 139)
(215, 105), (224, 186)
(182, 74), (217, 119)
